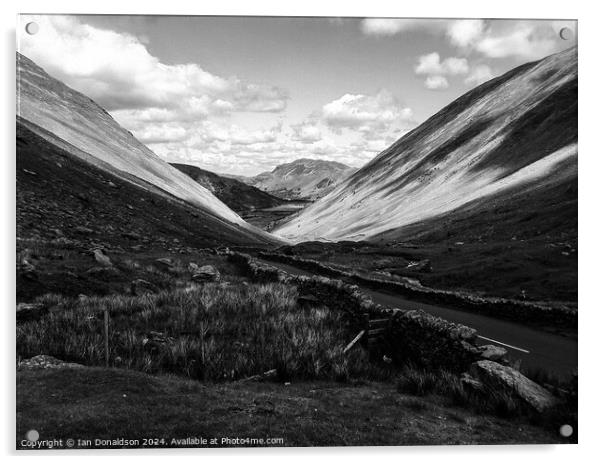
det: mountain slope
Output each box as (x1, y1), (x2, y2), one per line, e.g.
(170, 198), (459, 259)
(16, 52), (254, 229)
(170, 163), (286, 212)
(275, 47), (577, 242)
(244, 158), (356, 200)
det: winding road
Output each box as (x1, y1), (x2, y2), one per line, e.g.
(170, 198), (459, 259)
(258, 258), (578, 380)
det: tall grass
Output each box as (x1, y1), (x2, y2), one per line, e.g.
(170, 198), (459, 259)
(396, 365), (521, 418)
(17, 283), (386, 382)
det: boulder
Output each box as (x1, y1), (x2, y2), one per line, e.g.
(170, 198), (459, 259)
(460, 372), (484, 392)
(130, 279), (159, 296)
(92, 249), (112, 267)
(188, 262), (201, 273)
(192, 265), (221, 282)
(16, 302), (47, 322)
(18, 259), (37, 280)
(406, 259), (432, 273)
(478, 344), (508, 362)
(18, 355), (83, 370)
(74, 225), (94, 235)
(155, 257), (175, 272)
(469, 360), (558, 412)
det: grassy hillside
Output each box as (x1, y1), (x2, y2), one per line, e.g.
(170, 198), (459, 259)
(171, 162), (286, 213)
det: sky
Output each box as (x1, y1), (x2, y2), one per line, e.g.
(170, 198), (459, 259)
(17, 15), (576, 175)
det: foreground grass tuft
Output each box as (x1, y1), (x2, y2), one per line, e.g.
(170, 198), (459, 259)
(17, 282), (387, 382)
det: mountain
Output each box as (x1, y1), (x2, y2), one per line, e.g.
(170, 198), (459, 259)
(243, 158), (357, 200)
(170, 163), (286, 212)
(275, 47), (577, 243)
(16, 52), (272, 242)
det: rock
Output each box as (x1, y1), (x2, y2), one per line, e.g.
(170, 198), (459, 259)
(469, 360), (558, 412)
(92, 249), (112, 266)
(460, 372), (484, 391)
(188, 262), (200, 273)
(406, 259), (432, 272)
(479, 344), (508, 362)
(121, 231), (141, 241)
(18, 355), (83, 370)
(75, 226), (94, 235)
(192, 265), (220, 282)
(17, 259), (37, 280)
(16, 302), (47, 322)
(131, 279), (159, 296)
(155, 257), (174, 272)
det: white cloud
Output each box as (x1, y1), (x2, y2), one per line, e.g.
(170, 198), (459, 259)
(361, 18), (576, 61)
(134, 124), (188, 144)
(446, 20), (486, 47)
(291, 121), (323, 143)
(464, 65), (495, 87)
(321, 90), (413, 135)
(474, 22), (562, 59)
(360, 18), (448, 36)
(415, 53), (469, 76)
(19, 15), (289, 115)
(424, 76), (449, 90)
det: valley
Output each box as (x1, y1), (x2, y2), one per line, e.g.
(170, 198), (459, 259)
(15, 44), (578, 448)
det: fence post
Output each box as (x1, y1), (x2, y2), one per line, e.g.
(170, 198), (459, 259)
(104, 309), (109, 367)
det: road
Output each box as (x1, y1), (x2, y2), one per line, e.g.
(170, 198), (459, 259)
(258, 258), (578, 380)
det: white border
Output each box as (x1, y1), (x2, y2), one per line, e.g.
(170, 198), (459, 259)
(2, 0), (599, 462)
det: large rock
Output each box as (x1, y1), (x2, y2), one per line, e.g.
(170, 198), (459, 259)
(155, 257), (175, 272)
(130, 279), (159, 296)
(92, 249), (112, 267)
(16, 302), (47, 322)
(478, 344), (508, 362)
(192, 265), (221, 282)
(18, 355), (83, 370)
(406, 259), (432, 273)
(469, 360), (558, 412)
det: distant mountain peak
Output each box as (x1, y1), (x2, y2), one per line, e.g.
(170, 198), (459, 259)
(244, 158), (357, 201)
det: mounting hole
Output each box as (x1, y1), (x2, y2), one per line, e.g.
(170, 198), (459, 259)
(25, 22), (39, 35)
(559, 424), (573, 437)
(559, 27), (574, 41)
(26, 429), (39, 441)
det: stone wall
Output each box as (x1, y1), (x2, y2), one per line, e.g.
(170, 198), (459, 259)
(258, 252), (577, 329)
(228, 251), (482, 372)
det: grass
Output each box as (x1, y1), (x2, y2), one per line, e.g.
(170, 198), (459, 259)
(395, 364), (577, 435)
(16, 367), (567, 448)
(17, 282), (392, 382)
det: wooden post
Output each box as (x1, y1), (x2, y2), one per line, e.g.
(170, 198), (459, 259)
(104, 309), (109, 367)
(343, 330), (365, 354)
(200, 321), (206, 366)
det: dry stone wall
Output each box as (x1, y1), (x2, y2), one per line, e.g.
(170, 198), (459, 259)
(258, 252), (577, 328)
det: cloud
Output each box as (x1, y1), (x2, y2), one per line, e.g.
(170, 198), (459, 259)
(464, 64), (495, 87)
(360, 18), (448, 36)
(424, 76), (449, 90)
(18, 15), (289, 115)
(446, 20), (486, 47)
(321, 90), (413, 135)
(415, 53), (469, 76)
(361, 18), (576, 61)
(134, 124), (188, 144)
(290, 120), (323, 143)
(473, 22), (564, 59)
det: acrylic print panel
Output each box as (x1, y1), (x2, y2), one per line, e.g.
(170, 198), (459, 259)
(16, 14), (577, 449)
